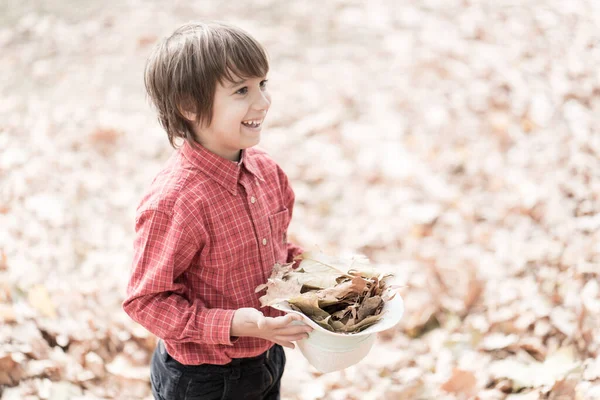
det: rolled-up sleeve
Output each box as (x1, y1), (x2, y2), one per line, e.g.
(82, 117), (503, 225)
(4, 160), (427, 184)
(122, 209), (236, 346)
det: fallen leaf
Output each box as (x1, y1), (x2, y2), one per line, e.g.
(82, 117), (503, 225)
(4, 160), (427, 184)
(137, 35), (157, 48)
(28, 285), (57, 319)
(481, 333), (519, 351)
(89, 128), (121, 147)
(550, 308), (576, 337)
(519, 337), (547, 361)
(26, 359), (61, 380)
(0, 354), (25, 385)
(584, 357), (600, 381)
(548, 379), (577, 400)
(505, 390), (542, 400)
(105, 355), (149, 382)
(0, 304), (16, 323)
(441, 368), (477, 396)
(489, 346), (580, 390)
(462, 276), (483, 317)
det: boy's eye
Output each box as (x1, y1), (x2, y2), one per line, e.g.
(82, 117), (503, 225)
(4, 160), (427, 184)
(234, 80), (268, 95)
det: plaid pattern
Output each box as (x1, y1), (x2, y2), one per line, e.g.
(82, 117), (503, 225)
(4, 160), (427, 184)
(123, 143), (302, 365)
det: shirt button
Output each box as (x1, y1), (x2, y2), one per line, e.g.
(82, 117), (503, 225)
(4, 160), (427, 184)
(251, 196), (256, 204)
(262, 238), (267, 246)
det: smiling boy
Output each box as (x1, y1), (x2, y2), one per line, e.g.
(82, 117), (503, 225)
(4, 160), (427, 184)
(122, 21), (312, 400)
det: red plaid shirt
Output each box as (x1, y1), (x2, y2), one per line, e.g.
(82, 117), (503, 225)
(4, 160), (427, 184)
(122, 143), (302, 365)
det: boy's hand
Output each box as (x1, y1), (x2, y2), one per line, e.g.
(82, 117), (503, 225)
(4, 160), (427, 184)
(231, 308), (313, 349)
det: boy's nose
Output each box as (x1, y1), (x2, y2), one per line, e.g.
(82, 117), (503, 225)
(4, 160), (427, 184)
(252, 90), (271, 111)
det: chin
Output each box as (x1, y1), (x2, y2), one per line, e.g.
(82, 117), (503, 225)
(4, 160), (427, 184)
(244, 137), (261, 148)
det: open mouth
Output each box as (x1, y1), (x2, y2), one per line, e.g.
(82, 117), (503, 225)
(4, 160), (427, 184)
(241, 119), (263, 129)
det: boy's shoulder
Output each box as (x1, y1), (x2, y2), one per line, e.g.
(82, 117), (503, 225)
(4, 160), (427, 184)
(135, 151), (210, 217)
(245, 146), (286, 178)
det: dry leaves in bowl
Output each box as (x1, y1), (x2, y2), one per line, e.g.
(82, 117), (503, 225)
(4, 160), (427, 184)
(255, 252), (402, 334)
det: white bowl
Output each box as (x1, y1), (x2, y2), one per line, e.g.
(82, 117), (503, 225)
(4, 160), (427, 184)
(272, 295), (404, 373)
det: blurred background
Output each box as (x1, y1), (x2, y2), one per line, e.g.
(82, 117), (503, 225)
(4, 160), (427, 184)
(1, 0), (600, 399)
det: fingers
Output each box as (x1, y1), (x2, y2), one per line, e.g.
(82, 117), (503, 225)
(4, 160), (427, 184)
(287, 313), (304, 322)
(272, 325), (313, 336)
(262, 313), (304, 330)
(245, 309), (266, 330)
(273, 331), (310, 349)
(275, 332), (310, 342)
(275, 340), (295, 349)
(256, 313), (313, 348)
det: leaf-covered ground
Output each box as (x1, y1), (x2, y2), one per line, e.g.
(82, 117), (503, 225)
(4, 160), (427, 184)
(1, 0), (600, 399)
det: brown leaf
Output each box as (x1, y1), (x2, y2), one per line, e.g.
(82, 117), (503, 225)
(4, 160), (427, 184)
(0, 303), (16, 323)
(317, 276), (368, 306)
(0, 281), (11, 302)
(0, 354), (25, 386)
(384, 380), (425, 399)
(89, 128), (121, 147)
(357, 295), (384, 321)
(330, 312), (383, 333)
(548, 379), (577, 400)
(441, 368), (477, 396)
(519, 337), (547, 361)
(25, 359), (62, 380)
(462, 277), (483, 317)
(288, 292), (330, 320)
(137, 35), (158, 48)
(404, 304), (439, 338)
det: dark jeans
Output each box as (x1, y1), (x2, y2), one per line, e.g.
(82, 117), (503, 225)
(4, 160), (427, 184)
(150, 340), (285, 400)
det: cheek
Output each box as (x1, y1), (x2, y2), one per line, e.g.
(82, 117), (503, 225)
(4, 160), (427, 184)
(219, 105), (247, 125)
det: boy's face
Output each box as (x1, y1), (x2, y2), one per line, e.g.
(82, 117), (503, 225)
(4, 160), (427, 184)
(192, 75), (271, 161)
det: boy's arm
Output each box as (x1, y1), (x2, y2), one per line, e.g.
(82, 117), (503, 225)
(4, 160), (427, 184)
(279, 166), (304, 265)
(122, 209), (236, 346)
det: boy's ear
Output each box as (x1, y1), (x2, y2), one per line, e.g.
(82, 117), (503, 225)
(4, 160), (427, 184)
(180, 108), (196, 122)
(178, 98), (197, 122)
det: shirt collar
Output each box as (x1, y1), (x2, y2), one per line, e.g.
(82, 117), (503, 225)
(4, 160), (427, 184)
(180, 142), (263, 194)
(239, 147), (264, 182)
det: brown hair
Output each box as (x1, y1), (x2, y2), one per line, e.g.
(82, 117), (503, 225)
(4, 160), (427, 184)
(144, 21), (269, 148)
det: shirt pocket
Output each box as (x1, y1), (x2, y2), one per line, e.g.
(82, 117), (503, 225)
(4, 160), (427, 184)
(268, 209), (289, 265)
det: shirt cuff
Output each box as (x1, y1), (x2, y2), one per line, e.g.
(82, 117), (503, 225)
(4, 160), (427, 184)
(201, 308), (237, 346)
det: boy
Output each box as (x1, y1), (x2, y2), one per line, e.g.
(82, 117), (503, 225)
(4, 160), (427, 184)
(122, 21), (312, 400)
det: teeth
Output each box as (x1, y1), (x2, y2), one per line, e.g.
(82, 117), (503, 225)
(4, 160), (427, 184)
(242, 119), (261, 128)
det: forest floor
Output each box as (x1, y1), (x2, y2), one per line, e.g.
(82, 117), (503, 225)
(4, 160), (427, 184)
(1, 0), (600, 399)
